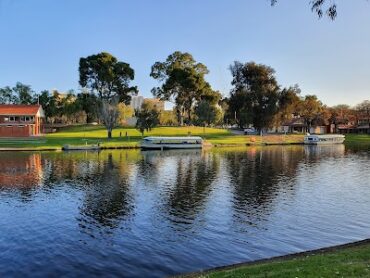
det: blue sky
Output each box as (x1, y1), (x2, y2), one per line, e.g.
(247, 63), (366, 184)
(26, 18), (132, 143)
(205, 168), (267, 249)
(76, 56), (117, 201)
(0, 0), (369, 107)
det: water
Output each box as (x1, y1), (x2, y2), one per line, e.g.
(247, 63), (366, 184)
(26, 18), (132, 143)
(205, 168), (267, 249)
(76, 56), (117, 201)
(0, 145), (369, 277)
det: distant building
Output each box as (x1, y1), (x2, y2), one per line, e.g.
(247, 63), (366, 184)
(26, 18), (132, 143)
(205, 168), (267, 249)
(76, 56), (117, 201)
(129, 95), (165, 111)
(130, 96), (144, 110)
(338, 116), (370, 134)
(281, 115), (330, 134)
(0, 105), (45, 137)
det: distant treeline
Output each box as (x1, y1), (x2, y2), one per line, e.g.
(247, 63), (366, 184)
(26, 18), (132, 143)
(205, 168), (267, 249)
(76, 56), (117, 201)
(1, 51), (369, 137)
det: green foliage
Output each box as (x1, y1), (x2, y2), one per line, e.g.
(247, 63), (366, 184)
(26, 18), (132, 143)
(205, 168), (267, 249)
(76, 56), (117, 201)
(274, 85), (301, 127)
(229, 61), (280, 132)
(79, 52), (137, 104)
(271, 0), (337, 19)
(0, 86), (16, 104)
(13, 82), (34, 104)
(135, 103), (160, 135)
(195, 100), (218, 126)
(75, 90), (99, 123)
(0, 82), (34, 104)
(117, 103), (134, 125)
(150, 51), (218, 125)
(159, 110), (178, 126)
(297, 95), (324, 132)
(79, 52), (137, 137)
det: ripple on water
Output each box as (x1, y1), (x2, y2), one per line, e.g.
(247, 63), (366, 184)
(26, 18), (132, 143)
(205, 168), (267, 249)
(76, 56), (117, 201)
(0, 146), (369, 277)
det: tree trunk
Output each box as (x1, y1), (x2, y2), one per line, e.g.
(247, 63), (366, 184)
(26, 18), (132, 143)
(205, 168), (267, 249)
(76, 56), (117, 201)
(187, 109), (192, 125)
(107, 129), (112, 139)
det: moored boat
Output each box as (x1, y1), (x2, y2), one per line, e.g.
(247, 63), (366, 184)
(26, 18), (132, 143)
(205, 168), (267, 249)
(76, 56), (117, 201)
(140, 136), (203, 150)
(62, 144), (101, 151)
(304, 134), (345, 145)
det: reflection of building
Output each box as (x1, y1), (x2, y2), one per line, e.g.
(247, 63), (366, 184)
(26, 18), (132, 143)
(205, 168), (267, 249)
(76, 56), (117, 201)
(0, 105), (45, 137)
(0, 153), (43, 188)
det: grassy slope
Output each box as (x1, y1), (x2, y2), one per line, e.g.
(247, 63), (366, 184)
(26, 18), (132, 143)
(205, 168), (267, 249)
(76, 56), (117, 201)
(0, 126), (304, 149)
(199, 241), (370, 278)
(0, 126), (229, 149)
(0, 125), (368, 149)
(344, 134), (370, 144)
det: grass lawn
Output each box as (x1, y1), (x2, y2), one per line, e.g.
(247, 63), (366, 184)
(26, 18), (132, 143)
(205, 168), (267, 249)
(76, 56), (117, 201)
(0, 126), (230, 149)
(195, 241), (370, 278)
(0, 125), (368, 149)
(344, 134), (370, 144)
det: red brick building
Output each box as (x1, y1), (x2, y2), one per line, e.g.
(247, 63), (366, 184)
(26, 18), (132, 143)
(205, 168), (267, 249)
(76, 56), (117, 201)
(0, 105), (45, 137)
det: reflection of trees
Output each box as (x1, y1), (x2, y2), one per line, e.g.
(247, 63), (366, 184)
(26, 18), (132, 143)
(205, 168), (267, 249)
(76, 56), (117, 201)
(78, 153), (133, 230)
(224, 147), (304, 227)
(41, 151), (136, 233)
(163, 151), (220, 229)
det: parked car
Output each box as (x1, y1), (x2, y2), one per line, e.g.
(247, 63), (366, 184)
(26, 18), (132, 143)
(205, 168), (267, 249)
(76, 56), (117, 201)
(244, 128), (256, 135)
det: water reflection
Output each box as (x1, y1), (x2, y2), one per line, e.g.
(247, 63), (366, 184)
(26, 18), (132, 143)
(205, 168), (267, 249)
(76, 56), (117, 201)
(137, 150), (220, 232)
(0, 145), (369, 277)
(0, 152), (43, 189)
(223, 147), (304, 229)
(78, 152), (134, 233)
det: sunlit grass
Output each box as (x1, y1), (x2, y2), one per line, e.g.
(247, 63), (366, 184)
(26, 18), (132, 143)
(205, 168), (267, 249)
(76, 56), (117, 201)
(199, 241), (370, 278)
(0, 125), (368, 149)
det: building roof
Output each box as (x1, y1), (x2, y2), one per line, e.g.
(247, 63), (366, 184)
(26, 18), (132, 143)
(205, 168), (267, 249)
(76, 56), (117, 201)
(282, 117), (305, 127)
(0, 105), (44, 116)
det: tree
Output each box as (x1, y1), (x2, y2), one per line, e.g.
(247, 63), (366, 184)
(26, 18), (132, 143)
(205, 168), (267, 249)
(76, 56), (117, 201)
(226, 91), (252, 129)
(13, 82), (34, 104)
(0, 86), (16, 104)
(159, 110), (178, 126)
(79, 52), (137, 138)
(355, 100), (370, 127)
(195, 100), (217, 128)
(271, 0), (338, 19)
(0, 83), (34, 104)
(38, 90), (57, 123)
(100, 99), (120, 139)
(76, 90), (99, 123)
(79, 52), (137, 103)
(150, 51), (215, 125)
(328, 104), (353, 133)
(274, 85), (301, 128)
(298, 95), (324, 133)
(135, 102), (160, 136)
(117, 103), (134, 125)
(229, 61), (280, 133)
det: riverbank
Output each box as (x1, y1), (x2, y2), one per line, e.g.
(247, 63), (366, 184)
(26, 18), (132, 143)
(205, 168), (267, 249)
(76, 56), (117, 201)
(188, 239), (370, 278)
(0, 125), (368, 151)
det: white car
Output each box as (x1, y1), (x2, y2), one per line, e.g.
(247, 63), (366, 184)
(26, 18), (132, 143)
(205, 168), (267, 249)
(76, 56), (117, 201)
(244, 128), (256, 135)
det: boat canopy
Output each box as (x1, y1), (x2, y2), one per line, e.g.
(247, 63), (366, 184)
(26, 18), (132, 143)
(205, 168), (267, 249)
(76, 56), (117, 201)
(305, 134), (345, 138)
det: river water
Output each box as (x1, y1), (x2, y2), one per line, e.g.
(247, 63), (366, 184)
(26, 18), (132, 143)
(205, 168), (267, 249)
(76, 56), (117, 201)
(0, 144), (369, 277)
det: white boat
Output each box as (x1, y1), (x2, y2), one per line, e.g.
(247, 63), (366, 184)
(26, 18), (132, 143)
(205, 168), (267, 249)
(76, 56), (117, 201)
(304, 134), (345, 145)
(140, 136), (203, 150)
